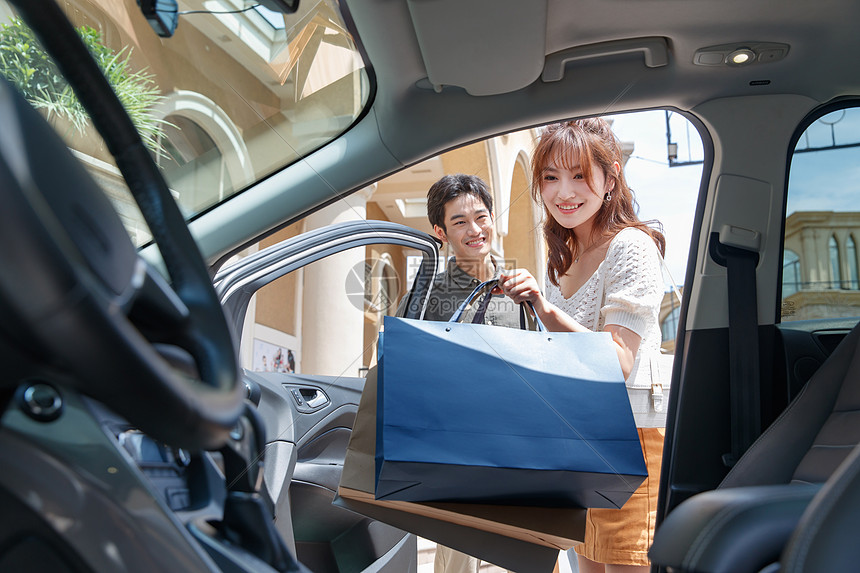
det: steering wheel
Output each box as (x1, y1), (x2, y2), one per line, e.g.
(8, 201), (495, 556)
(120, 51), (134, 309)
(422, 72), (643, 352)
(0, 6), (243, 450)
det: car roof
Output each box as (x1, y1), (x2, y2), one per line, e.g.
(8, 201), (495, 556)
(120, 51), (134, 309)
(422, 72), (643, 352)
(185, 0), (860, 265)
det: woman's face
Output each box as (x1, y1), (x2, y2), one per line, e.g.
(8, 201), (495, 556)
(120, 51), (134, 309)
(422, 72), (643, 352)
(539, 154), (614, 232)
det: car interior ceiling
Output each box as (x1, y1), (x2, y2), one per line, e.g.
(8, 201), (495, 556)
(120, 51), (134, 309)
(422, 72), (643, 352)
(186, 0), (856, 268)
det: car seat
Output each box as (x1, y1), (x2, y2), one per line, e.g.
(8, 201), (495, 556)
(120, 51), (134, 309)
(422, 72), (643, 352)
(778, 437), (860, 572)
(649, 320), (860, 572)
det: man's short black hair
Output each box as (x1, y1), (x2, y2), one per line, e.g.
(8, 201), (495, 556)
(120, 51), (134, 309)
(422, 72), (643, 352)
(426, 174), (494, 231)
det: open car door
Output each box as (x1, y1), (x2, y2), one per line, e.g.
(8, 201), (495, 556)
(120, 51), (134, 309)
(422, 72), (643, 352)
(214, 220), (440, 572)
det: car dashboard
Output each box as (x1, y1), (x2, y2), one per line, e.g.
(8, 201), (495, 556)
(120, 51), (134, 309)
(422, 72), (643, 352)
(0, 377), (300, 573)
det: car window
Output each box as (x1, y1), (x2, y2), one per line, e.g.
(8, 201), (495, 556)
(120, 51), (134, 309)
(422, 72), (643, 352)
(0, 1), (370, 246)
(365, 110), (701, 352)
(782, 106), (860, 321)
(240, 232), (408, 377)
(240, 111), (703, 375)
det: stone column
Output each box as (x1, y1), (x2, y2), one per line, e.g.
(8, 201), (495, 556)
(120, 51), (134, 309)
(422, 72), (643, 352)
(837, 229), (849, 289)
(800, 229), (815, 289)
(814, 229), (829, 289)
(299, 186), (375, 377)
(821, 229), (838, 289)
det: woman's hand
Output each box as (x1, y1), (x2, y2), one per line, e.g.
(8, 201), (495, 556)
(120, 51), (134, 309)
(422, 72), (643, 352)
(499, 271), (638, 379)
(498, 269), (544, 307)
(498, 269), (581, 333)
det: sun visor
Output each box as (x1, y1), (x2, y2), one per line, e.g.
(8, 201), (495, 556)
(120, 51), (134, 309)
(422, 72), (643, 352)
(407, 0), (547, 96)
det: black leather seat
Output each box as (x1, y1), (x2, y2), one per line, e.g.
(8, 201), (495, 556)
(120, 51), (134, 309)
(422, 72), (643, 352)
(778, 439), (860, 572)
(650, 321), (860, 572)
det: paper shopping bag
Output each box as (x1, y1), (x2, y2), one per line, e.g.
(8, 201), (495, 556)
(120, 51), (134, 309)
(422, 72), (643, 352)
(336, 366), (585, 573)
(374, 317), (647, 508)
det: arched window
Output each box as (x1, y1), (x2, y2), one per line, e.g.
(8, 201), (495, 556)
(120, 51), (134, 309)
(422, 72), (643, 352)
(661, 306), (681, 343)
(829, 235), (842, 289)
(153, 91), (254, 218)
(783, 249), (801, 297)
(364, 255), (400, 315)
(848, 235), (859, 290)
(157, 116), (232, 215)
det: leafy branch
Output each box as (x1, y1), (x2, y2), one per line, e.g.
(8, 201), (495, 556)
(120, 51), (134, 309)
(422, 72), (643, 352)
(0, 19), (170, 156)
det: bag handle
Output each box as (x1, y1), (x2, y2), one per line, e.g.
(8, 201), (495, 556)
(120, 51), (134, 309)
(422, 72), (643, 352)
(450, 279), (546, 332)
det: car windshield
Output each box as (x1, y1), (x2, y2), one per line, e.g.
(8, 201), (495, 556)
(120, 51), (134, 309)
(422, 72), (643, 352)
(0, 0), (370, 246)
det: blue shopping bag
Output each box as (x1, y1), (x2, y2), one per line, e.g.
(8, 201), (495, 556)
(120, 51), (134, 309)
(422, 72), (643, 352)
(374, 282), (647, 509)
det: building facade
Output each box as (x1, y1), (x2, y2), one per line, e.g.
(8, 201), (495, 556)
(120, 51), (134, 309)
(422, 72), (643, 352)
(782, 211), (860, 321)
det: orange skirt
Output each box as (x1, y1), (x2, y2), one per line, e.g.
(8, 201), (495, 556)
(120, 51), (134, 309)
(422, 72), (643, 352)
(574, 427), (665, 566)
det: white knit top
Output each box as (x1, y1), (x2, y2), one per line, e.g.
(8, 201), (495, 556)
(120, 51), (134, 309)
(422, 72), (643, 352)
(545, 227), (663, 386)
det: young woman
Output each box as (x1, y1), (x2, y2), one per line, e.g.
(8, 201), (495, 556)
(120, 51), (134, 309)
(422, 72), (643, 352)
(499, 118), (665, 573)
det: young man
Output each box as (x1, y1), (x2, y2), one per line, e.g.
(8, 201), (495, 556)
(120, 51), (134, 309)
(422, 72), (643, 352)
(401, 174), (520, 328)
(401, 174), (521, 573)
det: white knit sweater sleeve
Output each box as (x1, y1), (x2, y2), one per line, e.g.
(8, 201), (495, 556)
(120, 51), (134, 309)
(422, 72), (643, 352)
(601, 228), (663, 338)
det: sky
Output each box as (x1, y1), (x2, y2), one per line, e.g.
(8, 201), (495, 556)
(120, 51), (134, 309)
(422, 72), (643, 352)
(786, 108), (860, 215)
(604, 107), (860, 288)
(604, 110), (704, 287)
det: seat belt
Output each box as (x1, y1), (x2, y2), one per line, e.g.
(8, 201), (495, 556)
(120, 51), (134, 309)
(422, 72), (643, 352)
(709, 227), (761, 467)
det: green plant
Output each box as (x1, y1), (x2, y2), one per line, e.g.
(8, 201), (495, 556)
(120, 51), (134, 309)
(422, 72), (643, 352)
(0, 18), (169, 155)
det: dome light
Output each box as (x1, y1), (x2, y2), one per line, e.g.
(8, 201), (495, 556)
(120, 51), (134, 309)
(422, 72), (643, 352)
(727, 48), (756, 66)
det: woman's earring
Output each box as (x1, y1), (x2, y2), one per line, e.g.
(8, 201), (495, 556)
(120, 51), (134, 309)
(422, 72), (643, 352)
(604, 191), (612, 202)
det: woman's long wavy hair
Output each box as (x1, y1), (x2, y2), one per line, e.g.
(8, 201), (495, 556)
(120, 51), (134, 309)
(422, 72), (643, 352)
(532, 118), (666, 286)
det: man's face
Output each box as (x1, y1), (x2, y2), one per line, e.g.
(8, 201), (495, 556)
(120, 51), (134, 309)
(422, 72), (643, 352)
(433, 194), (494, 262)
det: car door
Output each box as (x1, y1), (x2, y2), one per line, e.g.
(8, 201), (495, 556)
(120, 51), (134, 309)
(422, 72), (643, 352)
(214, 220), (441, 573)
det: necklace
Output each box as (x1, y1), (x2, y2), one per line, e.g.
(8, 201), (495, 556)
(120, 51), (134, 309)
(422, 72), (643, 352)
(573, 238), (605, 264)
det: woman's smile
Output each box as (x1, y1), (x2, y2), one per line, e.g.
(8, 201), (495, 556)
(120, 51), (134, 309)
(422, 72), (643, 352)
(556, 202), (584, 214)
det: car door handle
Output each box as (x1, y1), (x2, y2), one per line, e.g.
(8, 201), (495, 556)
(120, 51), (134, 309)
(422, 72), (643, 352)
(303, 389), (328, 408)
(285, 385), (330, 413)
